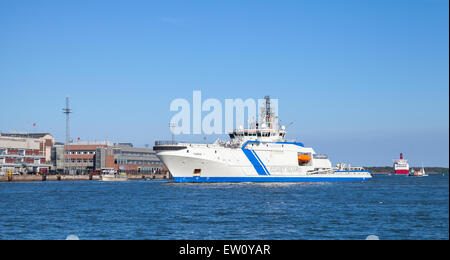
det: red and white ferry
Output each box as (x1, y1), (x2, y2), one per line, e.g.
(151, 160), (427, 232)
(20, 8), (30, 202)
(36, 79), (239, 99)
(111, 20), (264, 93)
(393, 153), (410, 175)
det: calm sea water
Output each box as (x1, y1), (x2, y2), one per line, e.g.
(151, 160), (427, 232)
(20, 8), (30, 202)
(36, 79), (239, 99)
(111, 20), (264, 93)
(0, 174), (448, 240)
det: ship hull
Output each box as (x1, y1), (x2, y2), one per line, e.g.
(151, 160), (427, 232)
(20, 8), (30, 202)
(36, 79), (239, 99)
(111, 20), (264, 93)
(173, 175), (372, 183)
(157, 152), (372, 183)
(394, 169), (409, 175)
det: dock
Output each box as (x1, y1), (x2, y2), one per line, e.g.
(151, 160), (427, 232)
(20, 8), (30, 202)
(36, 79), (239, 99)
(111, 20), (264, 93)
(0, 172), (171, 182)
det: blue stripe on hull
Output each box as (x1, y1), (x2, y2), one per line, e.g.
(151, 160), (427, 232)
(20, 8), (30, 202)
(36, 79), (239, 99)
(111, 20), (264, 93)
(173, 176), (372, 183)
(252, 150), (270, 175)
(241, 148), (268, 175)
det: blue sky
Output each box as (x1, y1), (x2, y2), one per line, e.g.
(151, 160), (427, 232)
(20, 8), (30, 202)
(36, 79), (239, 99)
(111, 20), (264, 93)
(0, 0), (448, 166)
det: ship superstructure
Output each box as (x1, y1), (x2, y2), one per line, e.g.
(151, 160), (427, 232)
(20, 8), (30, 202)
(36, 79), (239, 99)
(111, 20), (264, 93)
(155, 96), (372, 183)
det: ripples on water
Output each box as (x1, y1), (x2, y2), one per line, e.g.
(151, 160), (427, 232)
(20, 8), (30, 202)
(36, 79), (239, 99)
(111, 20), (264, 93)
(0, 175), (448, 240)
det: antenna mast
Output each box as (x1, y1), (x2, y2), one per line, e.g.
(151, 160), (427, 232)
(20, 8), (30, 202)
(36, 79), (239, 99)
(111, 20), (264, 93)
(263, 96), (274, 128)
(169, 123), (176, 144)
(62, 97), (72, 174)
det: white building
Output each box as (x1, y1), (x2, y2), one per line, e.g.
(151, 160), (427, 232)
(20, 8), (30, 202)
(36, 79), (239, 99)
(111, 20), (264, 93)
(0, 133), (54, 174)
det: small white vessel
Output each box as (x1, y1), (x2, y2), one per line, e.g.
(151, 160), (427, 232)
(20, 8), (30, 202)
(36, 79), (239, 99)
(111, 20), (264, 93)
(100, 169), (128, 181)
(409, 163), (428, 177)
(155, 96), (372, 183)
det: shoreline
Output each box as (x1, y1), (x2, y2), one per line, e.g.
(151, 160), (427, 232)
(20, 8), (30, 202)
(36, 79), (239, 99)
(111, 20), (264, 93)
(1, 171), (447, 183)
(365, 167), (449, 175)
(0, 172), (171, 182)
(371, 172), (448, 175)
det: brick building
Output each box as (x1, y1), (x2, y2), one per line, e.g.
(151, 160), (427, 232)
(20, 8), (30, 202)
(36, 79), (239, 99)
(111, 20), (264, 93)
(95, 143), (166, 174)
(52, 141), (110, 174)
(52, 141), (166, 174)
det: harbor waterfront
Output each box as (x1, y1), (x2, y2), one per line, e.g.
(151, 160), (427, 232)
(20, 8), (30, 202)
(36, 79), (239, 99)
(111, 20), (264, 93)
(0, 174), (447, 240)
(0, 169), (446, 182)
(0, 172), (170, 182)
(0, 167), (449, 182)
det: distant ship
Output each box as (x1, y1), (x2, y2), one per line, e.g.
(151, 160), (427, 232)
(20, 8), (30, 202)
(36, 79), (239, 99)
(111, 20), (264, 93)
(393, 153), (409, 175)
(155, 96), (372, 183)
(409, 163), (428, 177)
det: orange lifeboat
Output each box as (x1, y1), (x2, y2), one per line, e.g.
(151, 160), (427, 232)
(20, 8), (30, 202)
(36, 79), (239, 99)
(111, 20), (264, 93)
(298, 154), (311, 163)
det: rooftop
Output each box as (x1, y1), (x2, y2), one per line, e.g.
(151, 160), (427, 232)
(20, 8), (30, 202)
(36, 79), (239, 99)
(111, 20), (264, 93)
(1, 133), (53, 139)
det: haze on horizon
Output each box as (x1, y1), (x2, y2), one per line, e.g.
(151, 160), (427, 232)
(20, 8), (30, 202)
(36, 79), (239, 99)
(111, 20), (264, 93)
(0, 0), (448, 167)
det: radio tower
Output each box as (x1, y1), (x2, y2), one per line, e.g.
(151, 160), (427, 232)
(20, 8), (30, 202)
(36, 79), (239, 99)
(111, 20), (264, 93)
(62, 97), (72, 174)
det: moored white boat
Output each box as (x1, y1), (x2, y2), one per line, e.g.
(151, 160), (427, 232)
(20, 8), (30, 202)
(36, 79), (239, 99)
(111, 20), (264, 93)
(100, 169), (128, 181)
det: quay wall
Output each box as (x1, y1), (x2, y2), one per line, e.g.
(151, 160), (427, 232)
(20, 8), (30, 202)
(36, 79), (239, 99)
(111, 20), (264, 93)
(0, 172), (171, 182)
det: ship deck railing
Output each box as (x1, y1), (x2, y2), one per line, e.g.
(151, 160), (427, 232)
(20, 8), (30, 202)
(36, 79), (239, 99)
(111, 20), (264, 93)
(155, 140), (240, 148)
(155, 140), (179, 146)
(307, 169), (335, 175)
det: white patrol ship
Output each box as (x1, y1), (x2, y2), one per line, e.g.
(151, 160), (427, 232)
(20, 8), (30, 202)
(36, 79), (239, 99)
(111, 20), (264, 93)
(155, 96), (372, 183)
